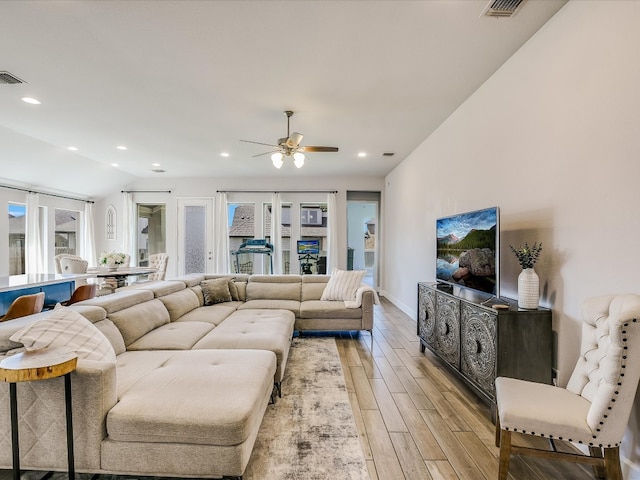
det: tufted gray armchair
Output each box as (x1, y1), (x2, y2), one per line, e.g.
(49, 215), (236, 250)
(495, 294), (640, 480)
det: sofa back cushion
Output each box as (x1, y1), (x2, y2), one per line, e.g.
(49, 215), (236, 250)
(133, 281), (187, 298)
(77, 289), (154, 315)
(301, 275), (331, 301)
(246, 275), (301, 301)
(108, 299), (170, 347)
(159, 288), (201, 322)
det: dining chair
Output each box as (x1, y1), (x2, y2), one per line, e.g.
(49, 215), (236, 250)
(131, 253), (168, 285)
(63, 284), (97, 306)
(495, 293), (640, 480)
(0, 292), (46, 322)
(54, 253), (83, 274)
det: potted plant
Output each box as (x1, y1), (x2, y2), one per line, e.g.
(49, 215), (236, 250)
(509, 242), (542, 309)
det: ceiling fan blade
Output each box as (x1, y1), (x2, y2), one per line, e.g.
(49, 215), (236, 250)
(252, 150), (280, 158)
(301, 146), (339, 153)
(285, 132), (304, 148)
(240, 139), (279, 148)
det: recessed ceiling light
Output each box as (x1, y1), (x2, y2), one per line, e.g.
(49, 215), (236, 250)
(21, 97), (41, 105)
(152, 163), (160, 167)
(220, 152), (230, 157)
(67, 146), (78, 151)
(111, 163), (119, 167)
(357, 152), (367, 158)
(116, 145), (128, 150)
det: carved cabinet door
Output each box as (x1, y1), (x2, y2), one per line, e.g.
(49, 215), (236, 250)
(461, 303), (497, 399)
(435, 293), (461, 369)
(418, 284), (437, 348)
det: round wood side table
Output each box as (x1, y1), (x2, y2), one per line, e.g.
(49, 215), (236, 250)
(0, 348), (78, 480)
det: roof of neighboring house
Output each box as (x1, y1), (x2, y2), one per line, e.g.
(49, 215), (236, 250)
(229, 204), (327, 238)
(9, 210), (78, 235)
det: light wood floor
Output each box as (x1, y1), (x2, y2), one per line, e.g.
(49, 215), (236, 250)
(335, 297), (596, 480)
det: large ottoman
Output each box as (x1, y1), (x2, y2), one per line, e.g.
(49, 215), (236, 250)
(103, 349), (277, 478)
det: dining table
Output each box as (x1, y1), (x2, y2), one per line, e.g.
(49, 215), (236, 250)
(87, 266), (157, 289)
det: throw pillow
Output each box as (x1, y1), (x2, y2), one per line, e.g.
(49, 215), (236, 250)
(201, 278), (232, 305)
(320, 268), (366, 302)
(228, 278), (240, 301)
(9, 305), (116, 363)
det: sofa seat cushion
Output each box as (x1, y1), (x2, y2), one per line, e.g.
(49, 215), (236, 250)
(116, 350), (179, 399)
(299, 300), (364, 319)
(238, 299), (300, 317)
(107, 349), (276, 446)
(193, 309), (294, 383)
(127, 321), (216, 351)
(175, 303), (239, 325)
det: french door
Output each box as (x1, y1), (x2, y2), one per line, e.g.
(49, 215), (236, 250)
(177, 198), (214, 275)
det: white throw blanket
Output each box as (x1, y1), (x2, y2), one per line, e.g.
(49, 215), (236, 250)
(345, 285), (380, 308)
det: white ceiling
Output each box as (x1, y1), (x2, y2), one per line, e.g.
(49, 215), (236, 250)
(0, 0), (567, 200)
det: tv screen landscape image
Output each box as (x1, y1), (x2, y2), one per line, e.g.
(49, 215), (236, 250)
(436, 206), (499, 295)
(297, 239), (320, 255)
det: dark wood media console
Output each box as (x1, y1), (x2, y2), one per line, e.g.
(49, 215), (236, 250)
(417, 282), (553, 409)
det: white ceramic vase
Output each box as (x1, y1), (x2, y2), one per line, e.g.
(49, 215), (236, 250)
(518, 268), (539, 309)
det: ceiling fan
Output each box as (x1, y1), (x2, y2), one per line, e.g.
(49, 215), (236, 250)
(240, 110), (339, 168)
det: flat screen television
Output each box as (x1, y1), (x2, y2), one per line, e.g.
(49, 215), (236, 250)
(297, 239), (320, 255)
(436, 206), (499, 295)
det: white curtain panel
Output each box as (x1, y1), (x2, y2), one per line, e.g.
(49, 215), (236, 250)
(271, 192), (282, 274)
(25, 192), (44, 274)
(122, 192), (136, 265)
(327, 192), (338, 273)
(213, 192), (230, 273)
(82, 202), (97, 267)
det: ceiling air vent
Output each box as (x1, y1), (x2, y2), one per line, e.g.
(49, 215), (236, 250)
(482, 0), (526, 18)
(151, 169), (166, 173)
(0, 71), (26, 85)
(382, 152), (395, 157)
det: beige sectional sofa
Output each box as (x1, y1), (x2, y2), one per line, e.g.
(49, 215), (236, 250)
(0, 273), (376, 479)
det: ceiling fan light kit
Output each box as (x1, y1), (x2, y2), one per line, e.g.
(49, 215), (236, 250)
(271, 152), (284, 169)
(241, 110), (338, 169)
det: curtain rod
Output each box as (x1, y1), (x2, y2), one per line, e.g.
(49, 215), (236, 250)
(217, 189), (338, 194)
(121, 190), (172, 193)
(0, 183), (94, 203)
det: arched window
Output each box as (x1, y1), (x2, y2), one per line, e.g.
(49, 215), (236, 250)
(105, 205), (116, 240)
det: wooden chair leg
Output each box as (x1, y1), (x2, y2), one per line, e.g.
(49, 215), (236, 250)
(495, 414), (501, 448)
(604, 446), (622, 480)
(498, 429), (512, 480)
(589, 446), (605, 479)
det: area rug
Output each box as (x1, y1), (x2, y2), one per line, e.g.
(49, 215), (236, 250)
(11, 337), (369, 480)
(243, 336), (370, 480)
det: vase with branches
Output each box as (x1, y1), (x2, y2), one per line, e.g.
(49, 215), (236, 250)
(510, 242), (542, 309)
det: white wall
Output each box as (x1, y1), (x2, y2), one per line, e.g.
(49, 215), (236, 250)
(382, 1), (640, 476)
(94, 175), (384, 279)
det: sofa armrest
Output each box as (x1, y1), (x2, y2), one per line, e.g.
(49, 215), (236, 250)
(0, 359), (117, 471)
(361, 290), (375, 331)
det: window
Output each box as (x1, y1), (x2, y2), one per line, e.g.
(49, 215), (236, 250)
(105, 205), (116, 240)
(228, 203), (255, 274)
(8, 203), (25, 275)
(300, 203), (327, 274)
(54, 208), (79, 256)
(264, 203), (291, 273)
(137, 204), (166, 266)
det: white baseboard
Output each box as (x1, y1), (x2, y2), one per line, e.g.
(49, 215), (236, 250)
(378, 290), (416, 319)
